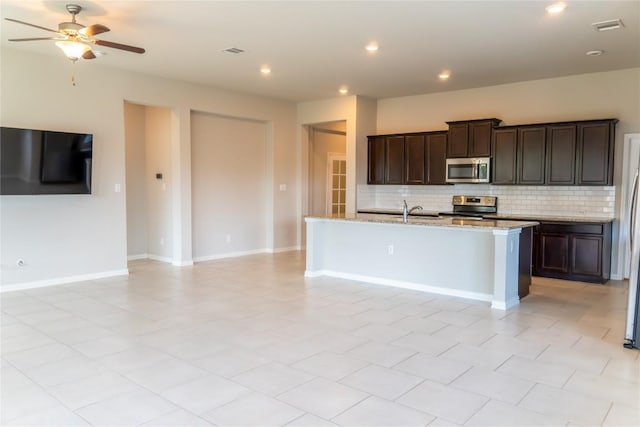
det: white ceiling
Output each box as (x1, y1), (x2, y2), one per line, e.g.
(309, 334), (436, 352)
(1, 1), (639, 102)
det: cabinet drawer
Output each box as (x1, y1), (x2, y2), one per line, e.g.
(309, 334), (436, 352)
(539, 223), (603, 235)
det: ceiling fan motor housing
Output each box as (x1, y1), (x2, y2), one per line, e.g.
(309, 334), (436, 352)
(59, 21), (84, 35)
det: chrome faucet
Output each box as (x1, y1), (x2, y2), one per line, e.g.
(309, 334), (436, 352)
(403, 200), (423, 223)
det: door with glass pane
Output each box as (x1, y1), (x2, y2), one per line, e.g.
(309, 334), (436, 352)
(327, 154), (346, 216)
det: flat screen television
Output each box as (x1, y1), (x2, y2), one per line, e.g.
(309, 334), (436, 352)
(0, 127), (93, 195)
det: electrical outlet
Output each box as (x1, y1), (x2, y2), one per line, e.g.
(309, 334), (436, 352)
(226, 234), (231, 243)
(388, 245), (394, 255)
(160, 237), (165, 246)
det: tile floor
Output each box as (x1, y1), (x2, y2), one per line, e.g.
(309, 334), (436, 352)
(1, 251), (639, 426)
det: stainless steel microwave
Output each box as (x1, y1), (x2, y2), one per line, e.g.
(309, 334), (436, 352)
(445, 157), (491, 183)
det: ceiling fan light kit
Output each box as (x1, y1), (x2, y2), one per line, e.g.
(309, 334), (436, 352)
(55, 40), (90, 61)
(5, 3), (145, 64)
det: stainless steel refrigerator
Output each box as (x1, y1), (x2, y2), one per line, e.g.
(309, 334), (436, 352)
(625, 170), (640, 349)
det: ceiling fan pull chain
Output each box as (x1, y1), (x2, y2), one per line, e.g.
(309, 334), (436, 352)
(71, 62), (76, 86)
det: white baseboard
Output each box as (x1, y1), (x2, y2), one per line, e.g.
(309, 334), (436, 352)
(193, 246), (301, 263)
(128, 254), (194, 266)
(133, 248), (301, 265)
(491, 297), (520, 310)
(269, 246), (302, 253)
(148, 254), (173, 263)
(304, 269), (493, 303)
(1, 269), (129, 293)
(610, 273), (624, 281)
(193, 248), (268, 263)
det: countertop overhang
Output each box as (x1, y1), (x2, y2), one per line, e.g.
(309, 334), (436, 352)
(307, 214), (538, 230)
(356, 208), (614, 224)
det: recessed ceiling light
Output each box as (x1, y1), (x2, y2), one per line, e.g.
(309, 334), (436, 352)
(586, 50), (604, 56)
(592, 19), (624, 32)
(545, 2), (566, 14)
(339, 87), (349, 95)
(260, 66), (271, 75)
(365, 42), (379, 52)
(438, 71), (451, 80)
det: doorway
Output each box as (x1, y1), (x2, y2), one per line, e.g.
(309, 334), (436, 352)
(309, 122), (347, 216)
(190, 111), (269, 261)
(123, 102), (174, 263)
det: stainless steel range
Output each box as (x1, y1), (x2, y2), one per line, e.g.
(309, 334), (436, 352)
(439, 195), (497, 219)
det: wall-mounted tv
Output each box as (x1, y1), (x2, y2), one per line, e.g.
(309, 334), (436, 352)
(1, 127), (93, 195)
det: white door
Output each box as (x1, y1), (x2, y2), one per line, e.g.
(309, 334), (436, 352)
(326, 154), (346, 216)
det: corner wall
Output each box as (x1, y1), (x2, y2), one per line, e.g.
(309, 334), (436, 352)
(0, 48), (297, 290)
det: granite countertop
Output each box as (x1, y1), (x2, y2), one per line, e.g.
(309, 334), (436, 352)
(356, 208), (441, 217)
(308, 214), (538, 230)
(356, 208), (614, 224)
(483, 213), (615, 223)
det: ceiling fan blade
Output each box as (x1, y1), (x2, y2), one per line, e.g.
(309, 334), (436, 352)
(8, 37), (62, 42)
(93, 39), (145, 54)
(4, 18), (59, 34)
(83, 49), (96, 60)
(80, 24), (110, 37)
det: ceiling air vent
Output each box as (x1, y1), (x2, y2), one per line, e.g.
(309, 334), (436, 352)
(222, 47), (245, 54)
(592, 19), (624, 32)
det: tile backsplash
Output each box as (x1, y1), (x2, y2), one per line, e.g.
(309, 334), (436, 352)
(357, 184), (615, 218)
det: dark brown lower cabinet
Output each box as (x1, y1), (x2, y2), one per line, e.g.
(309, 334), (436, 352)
(539, 234), (569, 274)
(533, 221), (611, 284)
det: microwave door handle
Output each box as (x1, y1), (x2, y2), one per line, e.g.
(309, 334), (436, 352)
(473, 164), (479, 179)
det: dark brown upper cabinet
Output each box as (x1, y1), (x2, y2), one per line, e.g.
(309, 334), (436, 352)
(492, 128), (518, 184)
(492, 119), (616, 187)
(446, 123), (469, 158)
(385, 136), (405, 184)
(426, 132), (448, 184)
(446, 119), (501, 158)
(518, 126), (546, 185)
(577, 120), (616, 185)
(546, 125), (576, 185)
(405, 134), (426, 184)
(367, 131), (448, 185)
(367, 136), (385, 184)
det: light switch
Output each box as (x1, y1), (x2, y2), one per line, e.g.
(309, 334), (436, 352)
(114, 183), (121, 193)
(279, 184), (287, 191)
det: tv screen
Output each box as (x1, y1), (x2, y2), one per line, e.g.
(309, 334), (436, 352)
(0, 127), (92, 195)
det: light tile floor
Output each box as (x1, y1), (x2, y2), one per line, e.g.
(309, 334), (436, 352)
(1, 252), (639, 426)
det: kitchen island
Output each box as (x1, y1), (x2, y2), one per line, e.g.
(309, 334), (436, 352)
(305, 214), (538, 310)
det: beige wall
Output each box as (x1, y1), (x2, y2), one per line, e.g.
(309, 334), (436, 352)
(191, 112), (268, 259)
(1, 48), (297, 288)
(124, 103), (147, 257)
(124, 104), (173, 261)
(296, 96), (377, 245)
(144, 106), (174, 260)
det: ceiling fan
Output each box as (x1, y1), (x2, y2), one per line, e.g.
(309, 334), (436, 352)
(5, 3), (145, 62)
